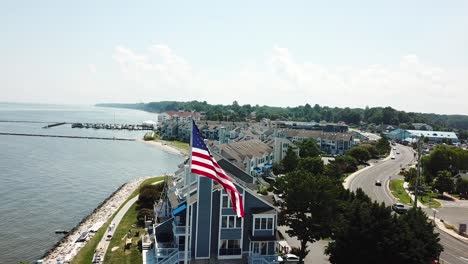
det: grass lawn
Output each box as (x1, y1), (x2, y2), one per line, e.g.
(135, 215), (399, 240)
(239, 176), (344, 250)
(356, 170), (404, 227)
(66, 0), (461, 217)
(389, 179), (412, 205)
(103, 203), (144, 264)
(417, 193), (442, 208)
(71, 176), (167, 264)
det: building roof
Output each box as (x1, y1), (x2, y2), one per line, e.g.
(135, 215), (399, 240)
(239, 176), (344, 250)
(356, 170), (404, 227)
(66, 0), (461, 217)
(251, 207), (276, 215)
(407, 130), (458, 140)
(165, 111), (201, 118)
(283, 129), (353, 141)
(215, 139), (273, 165)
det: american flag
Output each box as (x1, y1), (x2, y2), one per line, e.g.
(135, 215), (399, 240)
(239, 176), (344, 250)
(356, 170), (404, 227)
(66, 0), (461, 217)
(190, 121), (245, 218)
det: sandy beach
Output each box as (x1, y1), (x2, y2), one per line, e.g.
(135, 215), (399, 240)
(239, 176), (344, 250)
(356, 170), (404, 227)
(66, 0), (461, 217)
(138, 139), (188, 156)
(41, 177), (151, 264)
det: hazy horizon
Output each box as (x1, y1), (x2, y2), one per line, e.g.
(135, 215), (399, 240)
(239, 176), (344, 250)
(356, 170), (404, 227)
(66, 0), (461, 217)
(2, 1), (468, 115)
(3, 100), (468, 117)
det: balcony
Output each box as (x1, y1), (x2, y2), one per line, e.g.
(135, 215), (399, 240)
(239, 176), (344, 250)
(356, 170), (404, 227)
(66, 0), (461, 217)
(172, 219), (190, 235)
(248, 255), (279, 264)
(219, 248), (242, 256)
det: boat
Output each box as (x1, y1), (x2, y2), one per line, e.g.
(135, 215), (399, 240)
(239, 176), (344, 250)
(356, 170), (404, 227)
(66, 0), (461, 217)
(54, 229), (68, 234)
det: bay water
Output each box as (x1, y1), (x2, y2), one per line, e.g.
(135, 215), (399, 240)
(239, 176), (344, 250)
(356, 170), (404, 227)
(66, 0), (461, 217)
(0, 103), (183, 263)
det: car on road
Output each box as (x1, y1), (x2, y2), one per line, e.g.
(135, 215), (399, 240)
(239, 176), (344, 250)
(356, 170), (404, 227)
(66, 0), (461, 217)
(391, 155), (396, 159)
(375, 180), (382, 186)
(393, 147), (396, 150)
(392, 203), (407, 214)
(396, 151), (400, 154)
(278, 254), (300, 263)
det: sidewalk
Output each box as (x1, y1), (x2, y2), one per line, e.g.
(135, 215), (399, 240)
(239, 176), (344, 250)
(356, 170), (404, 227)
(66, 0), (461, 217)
(402, 182), (468, 244)
(96, 180), (165, 263)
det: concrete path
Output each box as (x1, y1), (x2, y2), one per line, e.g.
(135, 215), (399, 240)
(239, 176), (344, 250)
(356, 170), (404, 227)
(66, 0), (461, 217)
(95, 180), (164, 263)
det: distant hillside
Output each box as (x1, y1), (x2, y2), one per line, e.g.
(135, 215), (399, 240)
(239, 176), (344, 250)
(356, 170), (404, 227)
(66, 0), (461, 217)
(95, 101), (468, 131)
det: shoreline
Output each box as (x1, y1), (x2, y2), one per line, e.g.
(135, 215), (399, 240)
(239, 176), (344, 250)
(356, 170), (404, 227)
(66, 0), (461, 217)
(138, 139), (188, 156)
(41, 177), (151, 264)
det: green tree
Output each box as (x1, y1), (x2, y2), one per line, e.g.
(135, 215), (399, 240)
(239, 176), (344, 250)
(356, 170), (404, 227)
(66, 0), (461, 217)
(297, 157), (324, 175)
(279, 171), (341, 263)
(334, 155), (358, 173)
(297, 138), (321, 158)
(327, 192), (442, 264)
(323, 162), (341, 179)
(404, 167), (418, 188)
(137, 208), (155, 226)
(346, 146), (371, 164)
(455, 178), (468, 195)
(397, 208), (443, 263)
(282, 147), (299, 173)
(327, 198), (400, 264)
(137, 184), (163, 209)
(375, 137), (391, 156)
(433, 170), (454, 194)
(360, 144), (379, 159)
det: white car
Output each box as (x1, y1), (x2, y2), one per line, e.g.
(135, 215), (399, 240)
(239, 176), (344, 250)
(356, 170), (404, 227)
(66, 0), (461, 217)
(391, 155), (396, 159)
(278, 254), (300, 263)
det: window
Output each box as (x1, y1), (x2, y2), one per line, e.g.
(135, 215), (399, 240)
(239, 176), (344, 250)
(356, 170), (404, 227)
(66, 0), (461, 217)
(219, 239), (241, 255)
(221, 215), (241, 228)
(252, 242), (269, 255)
(222, 195), (232, 208)
(254, 217), (274, 231)
(221, 191), (243, 209)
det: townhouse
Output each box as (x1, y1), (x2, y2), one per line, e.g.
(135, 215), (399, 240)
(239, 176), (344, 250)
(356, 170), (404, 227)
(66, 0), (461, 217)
(144, 154), (281, 264)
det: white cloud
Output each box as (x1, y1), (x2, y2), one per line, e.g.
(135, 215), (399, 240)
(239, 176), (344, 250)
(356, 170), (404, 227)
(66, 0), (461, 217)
(88, 64), (97, 74)
(112, 44), (468, 115)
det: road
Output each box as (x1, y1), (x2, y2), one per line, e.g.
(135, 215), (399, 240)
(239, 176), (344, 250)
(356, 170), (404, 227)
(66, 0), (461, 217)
(347, 144), (468, 264)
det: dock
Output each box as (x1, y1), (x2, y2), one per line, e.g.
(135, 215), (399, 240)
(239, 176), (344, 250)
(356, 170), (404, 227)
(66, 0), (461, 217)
(0, 132), (136, 141)
(43, 122), (67, 128)
(71, 122), (154, 130)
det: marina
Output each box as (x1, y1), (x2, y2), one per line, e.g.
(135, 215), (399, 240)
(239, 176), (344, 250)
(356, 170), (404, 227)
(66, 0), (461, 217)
(71, 122), (155, 130)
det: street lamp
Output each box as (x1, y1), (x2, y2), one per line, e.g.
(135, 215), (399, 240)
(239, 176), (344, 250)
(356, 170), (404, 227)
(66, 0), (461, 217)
(414, 138), (422, 208)
(432, 208), (439, 223)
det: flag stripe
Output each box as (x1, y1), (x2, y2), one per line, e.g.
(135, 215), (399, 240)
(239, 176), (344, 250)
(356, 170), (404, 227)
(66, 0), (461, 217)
(190, 121), (244, 218)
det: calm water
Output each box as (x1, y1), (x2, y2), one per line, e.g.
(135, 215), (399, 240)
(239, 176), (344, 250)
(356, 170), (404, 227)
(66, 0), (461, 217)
(0, 103), (183, 264)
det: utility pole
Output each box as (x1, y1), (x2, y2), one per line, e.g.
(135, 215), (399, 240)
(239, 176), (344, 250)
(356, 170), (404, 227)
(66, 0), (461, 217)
(414, 138), (422, 208)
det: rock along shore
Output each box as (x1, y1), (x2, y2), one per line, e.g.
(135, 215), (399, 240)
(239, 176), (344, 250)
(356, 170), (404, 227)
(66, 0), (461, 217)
(41, 177), (151, 264)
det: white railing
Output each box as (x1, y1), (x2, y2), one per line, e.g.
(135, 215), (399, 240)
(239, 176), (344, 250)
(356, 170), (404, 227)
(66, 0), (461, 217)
(155, 247), (178, 258)
(248, 255), (279, 264)
(173, 225), (188, 235)
(178, 251), (191, 261)
(157, 249), (179, 264)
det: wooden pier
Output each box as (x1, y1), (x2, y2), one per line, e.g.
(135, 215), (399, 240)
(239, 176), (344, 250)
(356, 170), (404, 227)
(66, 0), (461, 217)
(43, 122), (67, 128)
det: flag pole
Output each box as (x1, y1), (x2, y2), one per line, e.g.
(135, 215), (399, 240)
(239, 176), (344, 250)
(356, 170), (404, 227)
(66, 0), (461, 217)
(184, 120), (193, 264)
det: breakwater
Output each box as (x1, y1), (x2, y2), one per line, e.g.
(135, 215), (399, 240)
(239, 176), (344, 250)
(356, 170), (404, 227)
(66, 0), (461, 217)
(0, 132), (136, 141)
(41, 177), (151, 263)
(40, 183), (126, 259)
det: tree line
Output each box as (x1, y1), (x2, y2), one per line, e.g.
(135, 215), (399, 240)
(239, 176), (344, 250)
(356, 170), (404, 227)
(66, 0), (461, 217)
(406, 145), (468, 196)
(273, 139), (443, 263)
(96, 101), (468, 130)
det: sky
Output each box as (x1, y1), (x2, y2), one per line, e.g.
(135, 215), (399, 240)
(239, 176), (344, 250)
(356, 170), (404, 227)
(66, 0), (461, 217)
(1, 0), (468, 115)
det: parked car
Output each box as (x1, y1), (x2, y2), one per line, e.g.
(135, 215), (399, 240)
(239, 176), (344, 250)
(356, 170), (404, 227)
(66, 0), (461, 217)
(391, 155), (396, 159)
(392, 203), (407, 214)
(278, 254), (300, 263)
(375, 180), (382, 186)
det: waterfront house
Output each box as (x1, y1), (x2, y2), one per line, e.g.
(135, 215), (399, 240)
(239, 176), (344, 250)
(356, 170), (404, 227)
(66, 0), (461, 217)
(158, 111), (202, 123)
(145, 154), (280, 264)
(212, 139), (274, 176)
(273, 129), (355, 162)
